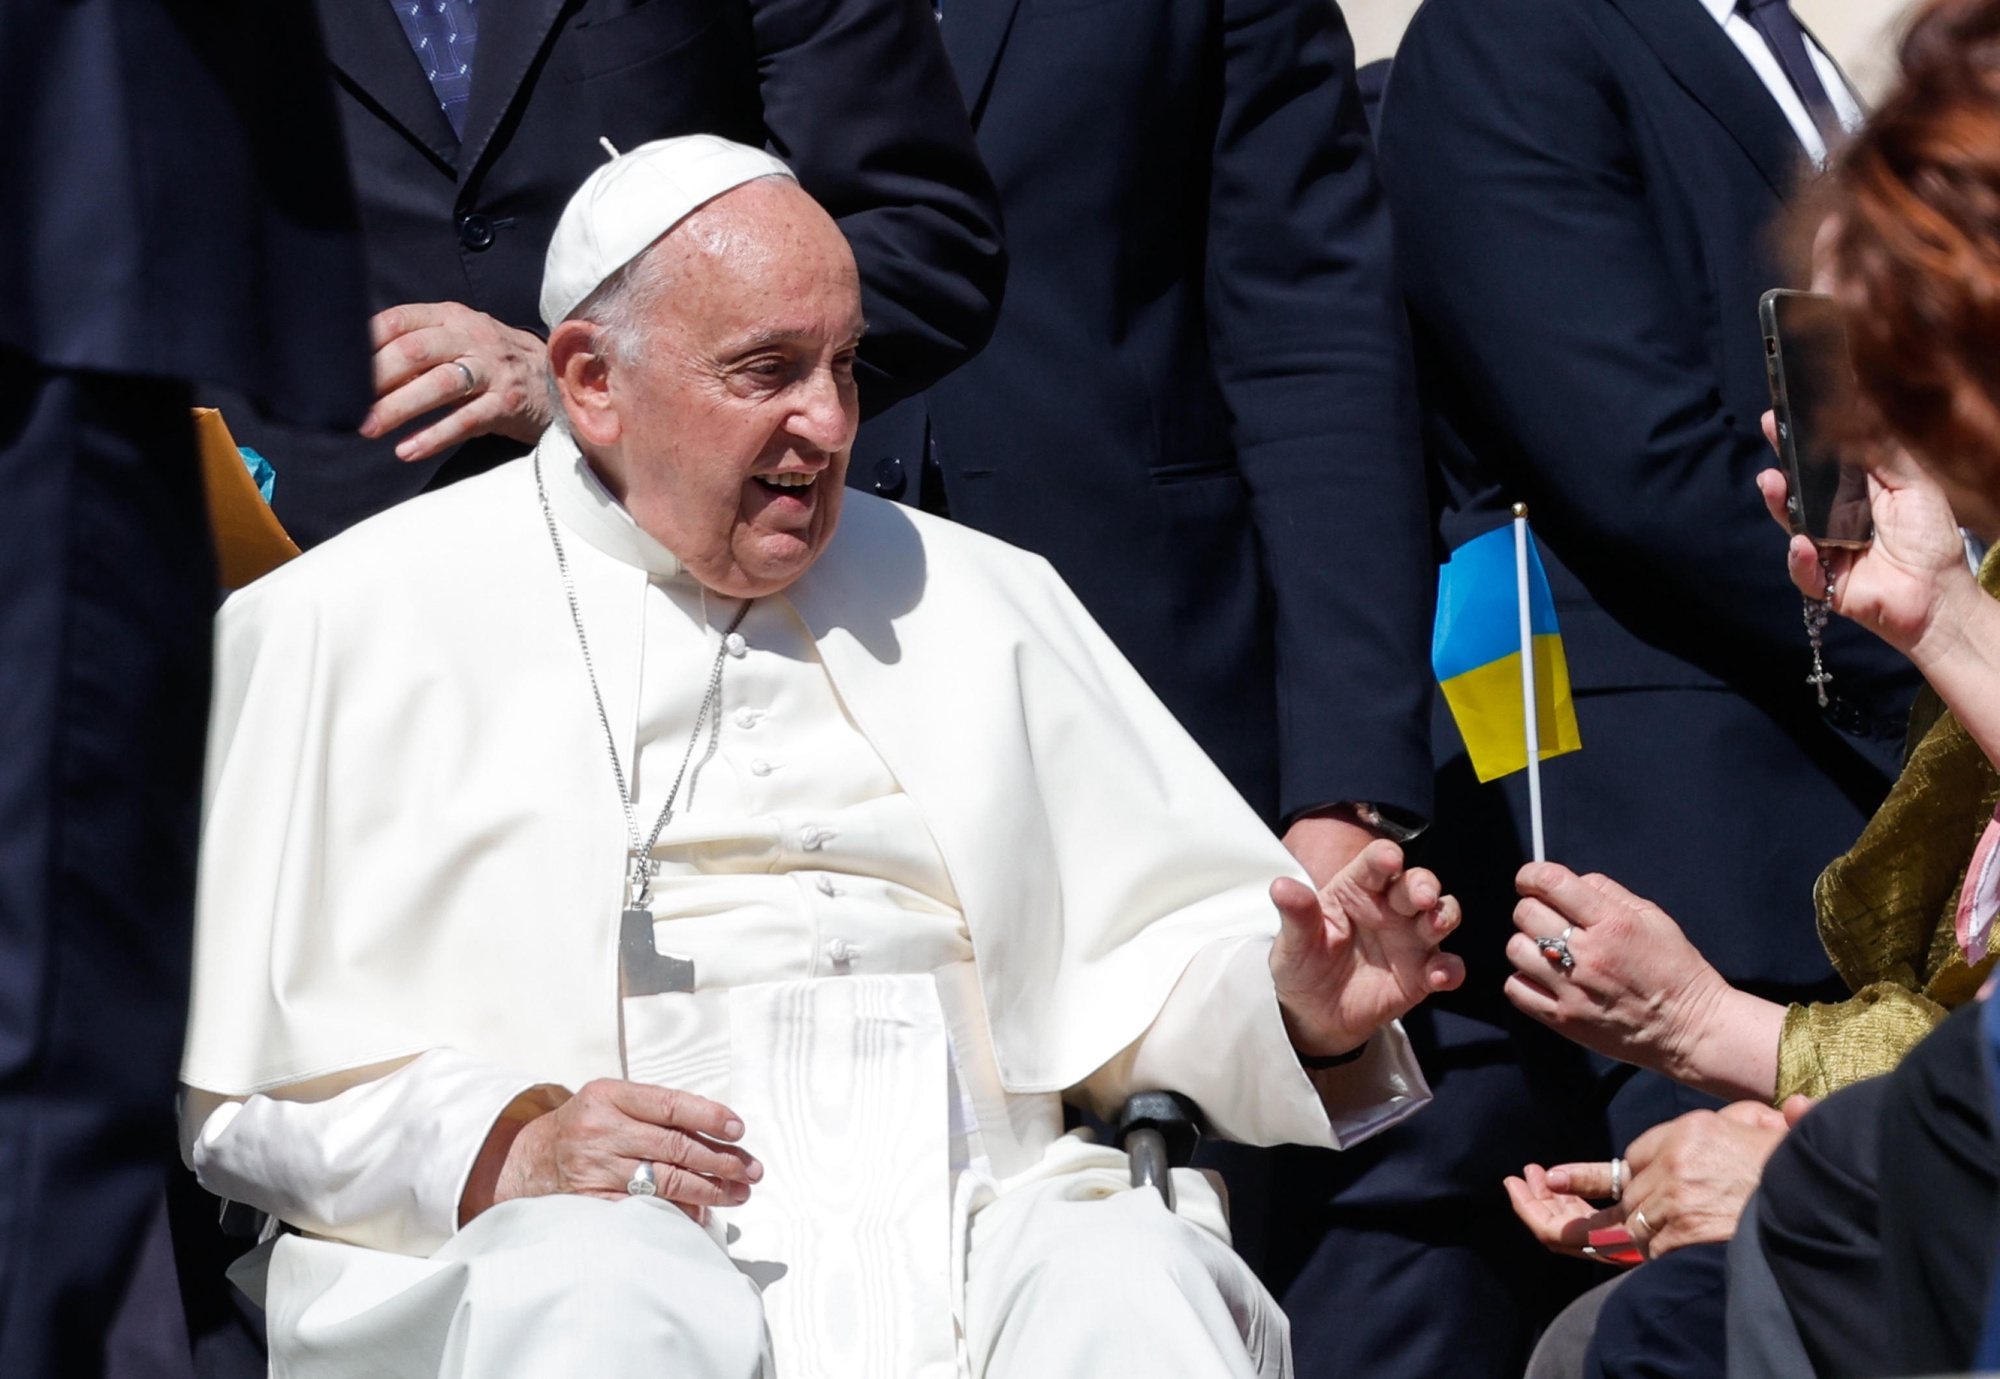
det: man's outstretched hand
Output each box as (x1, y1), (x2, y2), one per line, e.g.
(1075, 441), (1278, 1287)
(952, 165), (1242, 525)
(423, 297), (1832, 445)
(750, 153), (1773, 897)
(1269, 839), (1464, 1060)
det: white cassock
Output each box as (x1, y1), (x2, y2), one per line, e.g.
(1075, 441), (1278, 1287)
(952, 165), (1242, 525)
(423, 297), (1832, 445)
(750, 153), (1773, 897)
(180, 428), (1432, 1378)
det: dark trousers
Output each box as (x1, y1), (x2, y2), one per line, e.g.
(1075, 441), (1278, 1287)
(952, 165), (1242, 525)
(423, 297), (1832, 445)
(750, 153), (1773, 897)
(0, 358), (213, 1378)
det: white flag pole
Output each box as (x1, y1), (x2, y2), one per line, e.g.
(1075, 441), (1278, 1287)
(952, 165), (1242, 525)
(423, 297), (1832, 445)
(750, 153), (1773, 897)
(1513, 503), (1546, 863)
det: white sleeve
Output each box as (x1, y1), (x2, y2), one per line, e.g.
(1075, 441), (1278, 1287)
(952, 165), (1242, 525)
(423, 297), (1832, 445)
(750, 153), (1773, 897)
(1077, 937), (1431, 1150)
(180, 1048), (565, 1258)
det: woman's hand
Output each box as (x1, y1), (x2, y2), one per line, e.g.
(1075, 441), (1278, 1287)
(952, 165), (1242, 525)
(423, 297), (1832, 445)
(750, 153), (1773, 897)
(1502, 1162), (1605, 1261)
(1510, 1099), (1807, 1262)
(1504, 863), (1783, 1101)
(1756, 412), (1976, 662)
(466, 1079), (761, 1225)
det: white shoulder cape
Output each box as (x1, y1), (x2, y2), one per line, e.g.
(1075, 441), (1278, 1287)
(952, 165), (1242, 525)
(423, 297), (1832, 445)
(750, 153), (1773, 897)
(184, 456), (1306, 1096)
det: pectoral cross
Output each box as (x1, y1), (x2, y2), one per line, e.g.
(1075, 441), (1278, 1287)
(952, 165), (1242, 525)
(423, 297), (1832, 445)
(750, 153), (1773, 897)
(620, 904), (696, 997)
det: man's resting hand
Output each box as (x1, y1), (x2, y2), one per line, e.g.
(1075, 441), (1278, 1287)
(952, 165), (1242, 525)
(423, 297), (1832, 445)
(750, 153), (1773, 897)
(462, 1079), (761, 1226)
(1269, 839), (1464, 1061)
(362, 302), (554, 463)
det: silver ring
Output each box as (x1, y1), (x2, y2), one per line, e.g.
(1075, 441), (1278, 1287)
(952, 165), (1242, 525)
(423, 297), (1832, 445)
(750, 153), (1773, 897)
(1536, 925), (1576, 972)
(450, 359), (477, 395)
(1610, 1157), (1627, 1202)
(625, 1161), (658, 1197)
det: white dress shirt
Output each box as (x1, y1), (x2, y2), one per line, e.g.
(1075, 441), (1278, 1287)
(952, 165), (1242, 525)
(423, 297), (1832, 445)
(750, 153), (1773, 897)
(1698, 0), (1863, 166)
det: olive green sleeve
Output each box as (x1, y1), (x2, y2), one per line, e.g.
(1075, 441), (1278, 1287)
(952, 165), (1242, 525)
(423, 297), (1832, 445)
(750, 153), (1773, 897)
(1776, 983), (1952, 1103)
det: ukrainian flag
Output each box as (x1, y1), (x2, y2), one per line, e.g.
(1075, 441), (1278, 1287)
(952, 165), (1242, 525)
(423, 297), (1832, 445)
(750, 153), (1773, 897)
(1432, 522), (1582, 783)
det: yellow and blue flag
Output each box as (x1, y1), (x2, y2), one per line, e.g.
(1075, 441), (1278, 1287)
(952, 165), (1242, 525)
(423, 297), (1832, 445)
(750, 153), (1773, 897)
(1432, 522), (1582, 783)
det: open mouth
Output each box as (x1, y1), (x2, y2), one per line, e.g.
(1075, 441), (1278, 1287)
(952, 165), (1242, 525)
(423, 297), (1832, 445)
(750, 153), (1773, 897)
(753, 472), (818, 493)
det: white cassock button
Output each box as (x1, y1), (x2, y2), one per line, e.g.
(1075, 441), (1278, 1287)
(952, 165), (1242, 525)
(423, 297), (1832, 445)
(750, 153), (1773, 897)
(825, 937), (855, 965)
(749, 759), (773, 778)
(815, 875), (838, 897)
(734, 708), (759, 729)
(724, 632), (747, 658)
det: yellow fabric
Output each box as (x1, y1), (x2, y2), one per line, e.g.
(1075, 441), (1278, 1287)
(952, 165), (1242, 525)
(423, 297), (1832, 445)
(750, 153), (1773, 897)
(1774, 551), (2000, 1102)
(1437, 633), (1581, 784)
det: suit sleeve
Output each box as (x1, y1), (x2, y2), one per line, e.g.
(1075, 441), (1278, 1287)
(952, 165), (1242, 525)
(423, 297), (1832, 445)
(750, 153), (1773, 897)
(1377, 0), (1910, 700)
(748, 0), (1006, 415)
(1206, 0), (1436, 825)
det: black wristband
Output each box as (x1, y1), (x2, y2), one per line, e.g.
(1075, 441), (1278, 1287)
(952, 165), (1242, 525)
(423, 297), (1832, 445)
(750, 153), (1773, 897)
(1299, 1039), (1369, 1070)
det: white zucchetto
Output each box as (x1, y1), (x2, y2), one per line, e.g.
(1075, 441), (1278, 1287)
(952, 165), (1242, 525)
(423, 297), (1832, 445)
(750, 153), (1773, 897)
(538, 134), (798, 329)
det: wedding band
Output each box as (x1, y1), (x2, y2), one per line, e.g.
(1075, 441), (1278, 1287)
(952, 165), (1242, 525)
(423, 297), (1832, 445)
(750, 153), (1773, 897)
(450, 359), (477, 394)
(625, 1161), (658, 1197)
(1536, 925), (1576, 973)
(1630, 1206), (1652, 1240)
(1610, 1157), (1627, 1202)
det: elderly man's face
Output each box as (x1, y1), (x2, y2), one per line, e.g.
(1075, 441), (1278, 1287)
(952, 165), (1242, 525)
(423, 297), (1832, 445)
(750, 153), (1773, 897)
(589, 180), (864, 597)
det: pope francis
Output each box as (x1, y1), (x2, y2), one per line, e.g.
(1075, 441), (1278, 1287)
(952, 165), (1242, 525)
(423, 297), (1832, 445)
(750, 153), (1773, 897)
(179, 136), (1464, 1379)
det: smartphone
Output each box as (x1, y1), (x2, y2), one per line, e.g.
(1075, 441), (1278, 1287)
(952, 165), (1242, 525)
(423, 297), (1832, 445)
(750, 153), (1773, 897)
(1760, 289), (1872, 548)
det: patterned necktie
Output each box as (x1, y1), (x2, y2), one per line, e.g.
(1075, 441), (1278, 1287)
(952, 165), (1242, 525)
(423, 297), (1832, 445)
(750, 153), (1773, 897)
(1739, 0), (1846, 150)
(390, 0), (479, 139)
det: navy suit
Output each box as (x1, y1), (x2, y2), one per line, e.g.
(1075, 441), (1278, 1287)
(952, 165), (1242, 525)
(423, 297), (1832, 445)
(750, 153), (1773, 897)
(855, 0), (1434, 834)
(1267, 2), (1922, 1375)
(229, 0), (1004, 548)
(0, 4), (368, 1375)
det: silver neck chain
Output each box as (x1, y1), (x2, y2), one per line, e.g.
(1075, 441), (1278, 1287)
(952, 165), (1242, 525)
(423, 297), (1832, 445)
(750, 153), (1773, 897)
(534, 453), (751, 907)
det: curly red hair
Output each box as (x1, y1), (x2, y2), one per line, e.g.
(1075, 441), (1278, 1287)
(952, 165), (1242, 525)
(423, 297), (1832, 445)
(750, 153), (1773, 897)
(1822, 0), (2000, 492)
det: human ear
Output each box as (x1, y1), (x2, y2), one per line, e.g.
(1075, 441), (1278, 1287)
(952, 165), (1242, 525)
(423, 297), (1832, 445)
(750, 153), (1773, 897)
(548, 320), (621, 447)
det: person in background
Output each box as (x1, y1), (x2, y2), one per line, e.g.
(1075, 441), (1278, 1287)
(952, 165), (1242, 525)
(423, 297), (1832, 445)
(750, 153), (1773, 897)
(179, 137), (1464, 1378)
(220, 0), (1004, 548)
(1286, 0), (1925, 1373)
(0, 4), (370, 1375)
(848, 0), (1436, 1270)
(1505, 5), (2000, 1369)
(851, 0), (1433, 988)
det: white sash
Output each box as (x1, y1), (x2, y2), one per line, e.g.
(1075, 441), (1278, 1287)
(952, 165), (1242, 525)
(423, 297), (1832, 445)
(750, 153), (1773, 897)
(624, 976), (956, 1378)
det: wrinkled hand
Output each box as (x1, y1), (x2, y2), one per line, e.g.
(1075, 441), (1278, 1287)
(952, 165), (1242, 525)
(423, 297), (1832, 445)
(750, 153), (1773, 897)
(362, 302), (554, 462)
(1502, 1162), (1606, 1261)
(1756, 412), (1974, 659)
(1505, 863), (1732, 1080)
(1281, 810), (1382, 889)
(1270, 839), (1464, 1059)
(492, 1079), (760, 1218)
(1513, 1102), (1793, 1262)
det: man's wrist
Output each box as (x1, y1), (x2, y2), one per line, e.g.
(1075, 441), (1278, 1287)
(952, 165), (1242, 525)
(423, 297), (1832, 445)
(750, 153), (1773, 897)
(1294, 801), (1426, 844)
(1278, 998), (1369, 1063)
(1298, 1038), (1370, 1070)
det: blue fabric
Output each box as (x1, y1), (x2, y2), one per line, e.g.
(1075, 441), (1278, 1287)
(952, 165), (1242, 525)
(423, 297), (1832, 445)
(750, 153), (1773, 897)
(237, 446), (275, 503)
(387, 0), (478, 138)
(1432, 522), (1561, 682)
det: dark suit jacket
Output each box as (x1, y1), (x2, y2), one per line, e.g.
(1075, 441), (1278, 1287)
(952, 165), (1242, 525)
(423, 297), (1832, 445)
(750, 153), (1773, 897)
(0, 1), (369, 424)
(233, 0), (1004, 546)
(1288, 0), (1925, 1222)
(855, 0), (1435, 828)
(1384, 0), (1914, 721)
